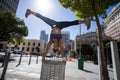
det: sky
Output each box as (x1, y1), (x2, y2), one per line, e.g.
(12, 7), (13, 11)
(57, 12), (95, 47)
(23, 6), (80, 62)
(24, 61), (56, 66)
(16, 0), (115, 40)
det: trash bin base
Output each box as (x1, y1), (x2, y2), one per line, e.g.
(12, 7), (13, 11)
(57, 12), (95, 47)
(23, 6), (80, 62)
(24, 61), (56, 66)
(78, 58), (84, 70)
(40, 60), (66, 80)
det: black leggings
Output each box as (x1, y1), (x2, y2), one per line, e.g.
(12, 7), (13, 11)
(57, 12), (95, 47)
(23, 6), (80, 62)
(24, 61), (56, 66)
(35, 13), (79, 29)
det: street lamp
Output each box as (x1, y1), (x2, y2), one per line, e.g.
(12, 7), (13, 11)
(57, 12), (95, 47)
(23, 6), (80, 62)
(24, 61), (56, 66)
(79, 24), (81, 58)
(78, 24), (84, 70)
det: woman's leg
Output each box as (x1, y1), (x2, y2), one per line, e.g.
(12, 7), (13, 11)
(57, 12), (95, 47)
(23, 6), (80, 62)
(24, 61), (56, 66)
(57, 19), (90, 30)
(25, 9), (57, 27)
(42, 40), (52, 61)
(59, 38), (64, 57)
(25, 9), (90, 30)
(57, 20), (79, 29)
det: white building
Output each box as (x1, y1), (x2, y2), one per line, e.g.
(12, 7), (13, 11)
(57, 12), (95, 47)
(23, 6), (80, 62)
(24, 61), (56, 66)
(103, 3), (120, 41)
(40, 30), (48, 42)
(18, 39), (45, 54)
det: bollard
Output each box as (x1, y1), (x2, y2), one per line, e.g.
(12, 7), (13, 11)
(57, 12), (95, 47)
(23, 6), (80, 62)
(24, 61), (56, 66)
(16, 53), (23, 67)
(28, 53), (32, 65)
(0, 52), (11, 80)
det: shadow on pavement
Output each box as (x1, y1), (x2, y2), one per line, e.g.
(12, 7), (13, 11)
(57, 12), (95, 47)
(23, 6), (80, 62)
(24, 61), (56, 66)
(82, 69), (98, 75)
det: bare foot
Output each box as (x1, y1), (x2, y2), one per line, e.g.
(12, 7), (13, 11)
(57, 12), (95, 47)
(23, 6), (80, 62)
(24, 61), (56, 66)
(25, 9), (31, 18)
(85, 18), (91, 30)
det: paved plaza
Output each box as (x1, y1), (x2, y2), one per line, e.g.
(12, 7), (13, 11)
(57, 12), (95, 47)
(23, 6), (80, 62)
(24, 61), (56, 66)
(0, 54), (114, 80)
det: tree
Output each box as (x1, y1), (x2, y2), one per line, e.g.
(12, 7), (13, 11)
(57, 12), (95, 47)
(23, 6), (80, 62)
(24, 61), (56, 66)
(58, 0), (119, 80)
(0, 11), (28, 48)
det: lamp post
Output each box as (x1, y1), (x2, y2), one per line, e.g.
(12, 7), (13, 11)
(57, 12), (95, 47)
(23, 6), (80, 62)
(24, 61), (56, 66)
(79, 25), (81, 58)
(78, 25), (84, 70)
(0, 43), (14, 80)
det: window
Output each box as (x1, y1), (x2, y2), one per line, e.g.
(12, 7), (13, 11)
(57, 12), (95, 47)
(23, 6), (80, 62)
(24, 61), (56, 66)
(33, 42), (35, 46)
(28, 42), (30, 46)
(22, 47), (24, 51)
(27, 47), (29, 51)
(38, 43), (40, 46)
(23, 42), (25, 45)
(32, 48), (34, 51)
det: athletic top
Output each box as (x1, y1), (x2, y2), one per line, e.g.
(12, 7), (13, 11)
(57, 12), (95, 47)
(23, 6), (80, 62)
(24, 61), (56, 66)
(50, 34), (62, 42)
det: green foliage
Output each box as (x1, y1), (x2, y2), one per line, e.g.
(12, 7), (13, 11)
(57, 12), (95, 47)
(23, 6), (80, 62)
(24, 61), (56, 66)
(0, 11), (28, 42)
(59, 0), (119, 19)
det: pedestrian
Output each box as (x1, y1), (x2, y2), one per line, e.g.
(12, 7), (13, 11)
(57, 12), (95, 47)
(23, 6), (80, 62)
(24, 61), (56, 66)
(25, 9), (91, 61)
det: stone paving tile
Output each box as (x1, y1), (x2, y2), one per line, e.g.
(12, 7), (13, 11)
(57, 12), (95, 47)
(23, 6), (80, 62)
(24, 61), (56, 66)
(0, 56), (114, 80)
(65, 76), (87, 80)
(5, 74), (39, 80)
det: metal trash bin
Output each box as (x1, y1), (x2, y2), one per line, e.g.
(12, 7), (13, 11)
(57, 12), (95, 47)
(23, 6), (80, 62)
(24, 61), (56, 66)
(40, 58), (66, 80)
(78, 58), (84, 70)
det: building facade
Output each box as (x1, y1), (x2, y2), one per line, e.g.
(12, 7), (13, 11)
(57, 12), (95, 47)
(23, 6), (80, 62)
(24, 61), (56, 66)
(0, 0), (19, 13)
(62, 31), (70, 44)
(75, 32), (98, 56)
(103, 3), (120, 41)
(18, 39), (45, 54)
(75, 32), (98, 48)
(62, 31), (70, 50)
(69, 40), (74, 51)
(40, 30), (48, 42)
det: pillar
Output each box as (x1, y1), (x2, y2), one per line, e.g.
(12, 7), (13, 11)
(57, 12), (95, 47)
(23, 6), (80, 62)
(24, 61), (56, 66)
(110, 41), (120, 80)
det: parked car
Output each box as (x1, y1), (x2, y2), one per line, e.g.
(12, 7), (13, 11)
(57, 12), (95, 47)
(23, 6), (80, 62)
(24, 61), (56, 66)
(0, 55), (15, 62)
(0, 56), (4, 62)
(13, 50), (24, 54)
